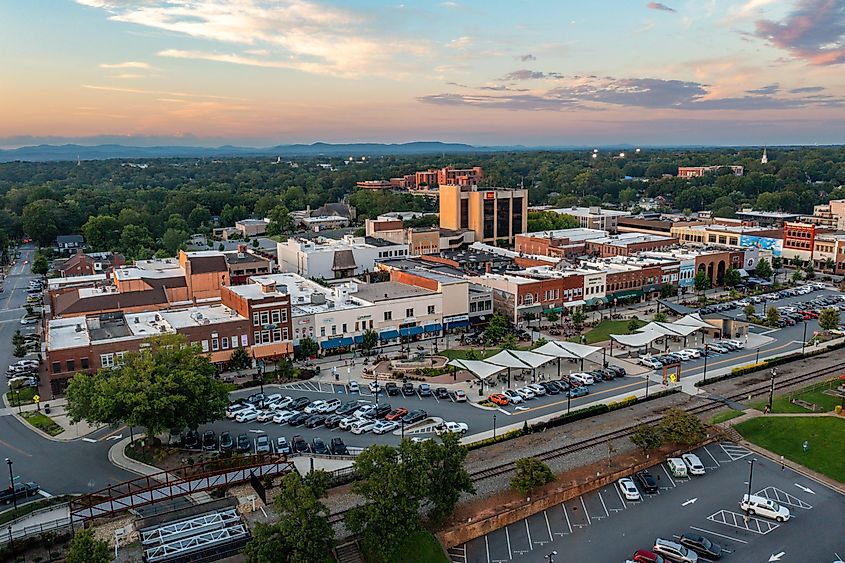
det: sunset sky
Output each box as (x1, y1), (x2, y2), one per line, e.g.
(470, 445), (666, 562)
(3, 0), (845, 146)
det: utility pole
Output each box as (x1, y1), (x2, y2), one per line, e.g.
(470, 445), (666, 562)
(745, 458), (756, 521)
(5, 458), (17, 515)
(768, 368), (777, 412)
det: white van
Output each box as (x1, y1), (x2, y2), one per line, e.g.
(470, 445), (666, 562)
(666, 457), (688, 478)
(740, 494), (790, 522)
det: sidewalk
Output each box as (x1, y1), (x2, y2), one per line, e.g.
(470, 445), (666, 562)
(2, 395), (103, 441)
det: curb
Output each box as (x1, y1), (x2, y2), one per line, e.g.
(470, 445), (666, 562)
(107, 434), (160, 477)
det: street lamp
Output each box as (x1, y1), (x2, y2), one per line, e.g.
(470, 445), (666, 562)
(545, 551), (558, 562)
(768, 368), (777, 412)
(493, 413), (497, 439)
(5, 458), (17, 515)
(801, 320), (808, 354)
(745, 458), (757, 520)
(702, 347), (708, 384)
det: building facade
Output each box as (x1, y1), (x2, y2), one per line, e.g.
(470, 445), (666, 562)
(439, 185), (528, 244)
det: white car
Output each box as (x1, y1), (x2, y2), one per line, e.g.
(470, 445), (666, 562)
(639, 357), (662, 369)
(653, 538), (698, 563)
(264, 393), (282, 404)
(735, 299), (750, 307)
(226, 403), (254, 419)
(256, 410), (275, 422)
(516, 387), (535, 400)
(274, 396), (294, 409)
(350, 419), (376, 434)
(304, 400), (326, 414)
(681, 348), (701, 358)
(503, 389), (524, 404)
(15, 360), (39, 368)
(20, 317), (37, 325)
(320, 398), (341, 413)
(368, 381), (382, 394)
(674, 350), (693, 361)
(570, 372), (595, 385)
(681, 453), (705, 475)
(617, 477), (641, 501)
(236, 409), (259, 423)
(527, 383), (547, 396)
(347, 381), (360, 393)
(338, 416), (359, 431)
(372, 420), (399, 435)
(436, 421), (468, 435)
(725, 339), (745, 349)
(272, 410), (296, 424)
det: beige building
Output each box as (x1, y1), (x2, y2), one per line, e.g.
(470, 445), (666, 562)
(439, 185), (528, 244)
(804, 199), (845, 230)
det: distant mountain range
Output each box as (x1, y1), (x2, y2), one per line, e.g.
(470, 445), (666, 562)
(0, 141), (536, 162)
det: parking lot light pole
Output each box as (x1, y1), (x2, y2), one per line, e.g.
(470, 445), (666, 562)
(492, 413), (497, 439)
(755, 347), (760, 364)
(545, 551), (558, 562)
(801, 320), (808, 354)
(5, 458), (17, 514)
(768, 368), (777, 412)
(745, 458), (757, 520)
(702, 348), (708, 384)
(400, 419), (405, 441)
(567, 388), (571, 415)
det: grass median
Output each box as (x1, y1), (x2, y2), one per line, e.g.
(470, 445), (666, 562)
(5, 387), (37, 407)
(21, 411), (63, 437)
(735, 416), (845, 484)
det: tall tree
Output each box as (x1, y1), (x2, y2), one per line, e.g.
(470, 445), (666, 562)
(21, 199), (63, 247)
(361, 329), (378, 353)
(754, 258), (773, 281)
(296, 337), (318, 360)
(659, 408), (706, 445)
(510, 457), (555, 494)
(694, 271), (711, 298)
(819, 308), (840, 331)
(723, 267), (741, 287)
(65, 334), (229, 437)
(65, 529), (110, 563)
(30, 253), (49, 276)
(420, 432), (475, 526)
(81, 215), (120, 251)
(483, 312), (509, 345)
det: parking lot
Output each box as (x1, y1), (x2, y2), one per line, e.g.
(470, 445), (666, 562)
(450, 442), (845, 563)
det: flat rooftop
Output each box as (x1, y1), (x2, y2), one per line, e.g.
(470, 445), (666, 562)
(547, 206), (630, 218)
(47, 274), (108, 289)
(590, 233), (676, 247)
(352, 281), (435, 302)
(522, 228), (608, 241)
(159, 304), (242, 329)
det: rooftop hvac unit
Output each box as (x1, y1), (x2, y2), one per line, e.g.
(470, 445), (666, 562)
(134, 317), (139, 324)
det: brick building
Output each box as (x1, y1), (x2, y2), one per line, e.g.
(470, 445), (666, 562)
(220, 276), (294, 361)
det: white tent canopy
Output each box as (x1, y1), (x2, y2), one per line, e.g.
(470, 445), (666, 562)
(487, 349), (552, 369)
(638, 321), (699, 338)
(447, 359), (505, 381)
(547, 340), (601, 359)
(675, 313), (713, 330)
(609, 329), (664, 348)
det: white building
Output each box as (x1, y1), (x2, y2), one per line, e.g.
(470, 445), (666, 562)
(277, 235), (410, 280)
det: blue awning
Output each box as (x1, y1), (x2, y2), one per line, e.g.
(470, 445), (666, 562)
(353, 335), (363, 344)
(399, 326), (424, 337)
(446, 319), (470, 329)
(424, 323), (442, 333)
(379, 330), (399, 341)
(321, 337), (353, 350)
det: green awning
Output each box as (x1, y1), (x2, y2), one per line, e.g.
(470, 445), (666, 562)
(586, 297), (609, 306)
(610, 289), (643, 300)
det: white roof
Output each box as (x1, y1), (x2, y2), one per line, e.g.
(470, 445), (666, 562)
(543, 340), (602, 359)
(447, 359), (505, 380)
(609, 330), (664, 347)
(487, 349), (552, 369)
(675, 313), (714, 329)
(638, 321), (700, 337)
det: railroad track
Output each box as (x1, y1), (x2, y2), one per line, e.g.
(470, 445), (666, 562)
(467, 363), (841, 482)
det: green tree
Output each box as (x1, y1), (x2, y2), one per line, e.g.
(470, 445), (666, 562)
(819, 308), (840, 331)
(347, 443), (427, 563)
(420, 432), (475, 526)
(21, 199), (63, 247)
(266, 204), (295, 236)
(30, 253), (49, 276)
(823, 258), (836, 273)
(754, 258), (773, 280)
(119, 224), (154, 259)
(630, 423), (664, 455)
(792, 269), (804, 283)
(659, 283), (676, 298)
(743, 303), (756, 319)
(501, 333), (518, 350)
(653, 311), (668, 323)
(526, 211), (578, 232)
(571, 308), (585, 330)
(161, 228), (189, 255)
(65, 334), (229, 437)
(510, 457), (555, 495)
(483, 312), (509, 345)
(165, 214), (190, 233)
(545, 310), (560, 326)
(245, 472), (334, 563)
(81, 215), (120, 251)
(772, 256), (783, 282)
(804, 264), (815, 279)
(766, 306), (780, 327)
(659, 408), (707, 446)
(694, 271), (711, 295)
(723, 267), (741, 287)
(65, 529), (110, 563)
(627, 318), (641, 333)
(297, 337), (319, 359)
(227, 347), (252, 370)
(187, 205), (212, 230)
(361, 329), (378, 352)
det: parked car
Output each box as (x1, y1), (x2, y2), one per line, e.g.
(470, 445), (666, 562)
(434, 387), (449, 399)
(666, 458), (688, 478)
(311, 437), (329, 455)
(385, 407), (408, 421)
(605, 365), (627, 377)
(0, 482), (40, 505)
(418, 383), (432, 397)
(338, 416), (359, 431)
(347, 381), (360, 394)
(451, 390), (467, 402)
(291, 435), (309, 453)
(652, 538), (698, 563)
(678, 534), (722, 560)
(275, 436), (291, 454)
(256, 410), (275, 423)
(182, 430), (200, 449)
(435, 421), (468, 435)
(402, 382), (416, 396)
(629, 549), (665, 563)
(516, 387), (535, 400)
(639, 357), (663, 369)
(330, 437), (349, 456)
(368, 381), (381, 394)
(568, 386), (589, 398)
(304, 414), (327, 428)
(273, 410), (296, 424)
(488, 393), (509, 406)
(202, 430), (216, 451)
(271, 396), (294, 410)
(288, 412), (311, 426)
(401, 409), (427, 425)
(372, 420), (399, 435)
(385, 382), (400, 396)
(527, 383), (547, 396)
(323, 414), (345, 428)
(236, 409), (259, 423)
(682, 453), (705, 475)
(336, 401), (361, 416)
(320, 398), (341, 413)
(569, 372), (595, 385)
(740, 494), (790, 522)
(288, 397), (311, 411)
(617, 477), (641, 501)
(634, 470), (658, 494)
(304, 400), (326, 414)
(255, 435), (271, 453)
(503, 389), (524, 404)
(219, 431), (234, 451)
(7, 376), (38, 389)
(350, 419), (377, 434)
(236, 433), (251, 453)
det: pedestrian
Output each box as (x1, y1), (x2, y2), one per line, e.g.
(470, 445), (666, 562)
(802, 440), (809, 454)
(780, 455), (785, 471)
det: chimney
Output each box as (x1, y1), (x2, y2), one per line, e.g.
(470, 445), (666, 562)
(485, 262), (492, 274)
(261, 281), (276, 294)
(237, 244), (247, 258)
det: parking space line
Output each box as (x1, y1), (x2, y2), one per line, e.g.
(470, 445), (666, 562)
(598, 491), (609, 517)
(614, 484), (628, 509)
(688, 526), (748, 545)
(703, 444), (721, 468)
(505, 526), (512, 560)
(485, 535), (490, 563)
(580, 496), (591, 524)
(562, 504), (572, 534)
(660, 463), (676, 487)
(707, 509), (780, 535)
(544, 511), (553, 544)
(756, 486), (813, 510)
(524, 519), (532, 550)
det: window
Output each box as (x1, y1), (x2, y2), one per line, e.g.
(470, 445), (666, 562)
(52, 361), (61, 373)
(201, 340), (209, 352)
(428, 305), (435, 315)
(342, 323), (348, 333)
(211, 338), (219, 351)
(260, 311), (269, 325)
(281, 309), (288, 323)
(406, 308), (414, 318)
(320, 326), (326, 337)
(222, 337), (230, 350)
(100, 353), (114, 368)
(271, 310), (281, 324)
(232, 336), (239, 348)
(252, 312), (260, 326)
(272, 328), (281, 341)
(241, 334), (248, 347)
(331, 325), (337, 335)
(66, 359), (75, 372)
(116, 351), (125, 364)
(81, 357), (89, 369)
(283, 328), (289, 339)
(384, 311), (392, 321)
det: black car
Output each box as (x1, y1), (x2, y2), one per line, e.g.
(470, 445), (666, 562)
(402, 382), (415, 396)
(289, 397), (311, 411)
(540, 381), (560, 395)
(605, 365), (626, 377)
(246, 392), (266, 405)
(385, 382), (400, 396)
(219, 431), (234, 451)
(182, 430), (200, 449)
(236, 433), (251, 453)
(330, 437), (349, 456)
(634, 470), (658, 494)
(304, 414), (326, 428)
(336, 401), (360, 416)
(678, 533), (722, 559)
(311, 437), (329, 455)
(598, 368), (616, 380)
(418, 383), (433, 397)
(551, 379), (570, 392)
(434, 387), (449, 400)
(373, 403), (392, 419)
(291, 434), (308, 453)
(0, 482), (39, 505)
(202, 430), (216, 451)
(323, 414), (344, 428)
(588, 370), (607, 382)
(401, 409), (427, 425)
(288, 412), (311, 426)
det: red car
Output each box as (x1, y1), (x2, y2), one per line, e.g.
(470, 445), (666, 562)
(631, 549), (665, 563)
(488, 393), (509, 406)
(385, 408), (408, 421)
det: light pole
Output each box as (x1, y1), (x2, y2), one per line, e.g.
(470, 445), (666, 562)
(745, 458), (757, 520)
(545, 551), (558, 563)
(768, 368), (777, 412)
(801, 320), (808, 354)
(702, 348), (708, 384)
(492, 413), (497, 439)
(400, 418), (405, 441)
(755, 347), (760, 364)
(5, 458), (17, 515)
(567, 386), (572, 415)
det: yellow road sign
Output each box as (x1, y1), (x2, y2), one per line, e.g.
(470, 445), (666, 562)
(33, 394), (40, 403)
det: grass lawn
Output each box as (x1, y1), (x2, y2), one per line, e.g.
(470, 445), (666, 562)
(749, 380), (843, 413)
(21, 411), (63, 436)
(362, 530), (449, 563)
(575, 319), (647, 344)
(5, 387), (37, 407)
(735, 416), (845, 484)
(710, 409), (744, 425)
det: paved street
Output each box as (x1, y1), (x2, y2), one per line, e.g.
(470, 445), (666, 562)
(454, 442), (845, 563)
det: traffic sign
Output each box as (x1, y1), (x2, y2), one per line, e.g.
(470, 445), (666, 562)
(33, 395), (40, 403)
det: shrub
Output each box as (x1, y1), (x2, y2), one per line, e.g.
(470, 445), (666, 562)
(510, 457), (555, 494)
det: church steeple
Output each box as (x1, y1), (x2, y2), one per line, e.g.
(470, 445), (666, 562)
(761, 147), (768, 164)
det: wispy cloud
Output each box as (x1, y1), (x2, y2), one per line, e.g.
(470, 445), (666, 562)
(82, 84), (246, 101)
(747, 83), (780, 94)
(446, 36), (473, 49)
(99, 61), (152, 69)
(790, 85), (825, 93)
(500, 69), (559, 81)
(754, 0), (845, 65)
(518, 53), (537, 61)
(646, 2), (676, 13)
(76, 0), (430, 78)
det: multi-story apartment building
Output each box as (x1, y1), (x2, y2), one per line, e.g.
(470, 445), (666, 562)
(437, 166), (484, 186)
(439, 185), (528, 244)
(542, 206), (630, 234)
(468, 269), (585, 323)
(277, 235), (409, 279)
(220, 276), (294, 361)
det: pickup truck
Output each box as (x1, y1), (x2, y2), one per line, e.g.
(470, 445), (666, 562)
(0, 482), (40, 504)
